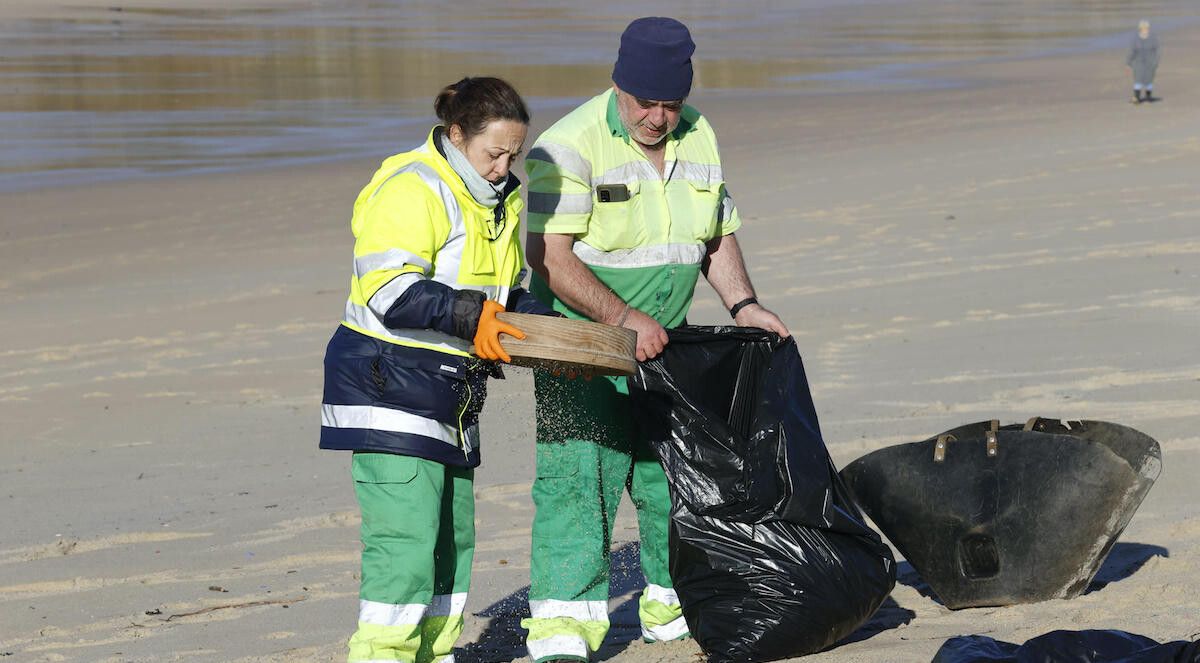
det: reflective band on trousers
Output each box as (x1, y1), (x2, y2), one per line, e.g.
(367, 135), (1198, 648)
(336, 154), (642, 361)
(642, 614), (690, 642)
(350, 650), (457, 661)
(572, 241), (706, 269)
(640, 583), (686, 641)
(427, 592), (467, 617)
(358, 599), (427, 626)
(526, 634), (589, 662)
(351, 654), (455, 663)
(528, 598), (608, 621)
(642, 584), (680, 607)
(323, 404), (479, 453)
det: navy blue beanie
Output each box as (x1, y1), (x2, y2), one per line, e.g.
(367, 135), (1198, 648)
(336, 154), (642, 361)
(612, 17), (695, 101)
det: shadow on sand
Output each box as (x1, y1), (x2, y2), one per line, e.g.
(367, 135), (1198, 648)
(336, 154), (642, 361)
(458, 542), (647, 663)
(461, 540), (919, 661)
(893, 541), (1169, 606)
(1085, 541), (1169, 593)
(834, 595), (917, 647)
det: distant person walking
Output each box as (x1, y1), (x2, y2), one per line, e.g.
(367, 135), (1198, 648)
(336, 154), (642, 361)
(1127, 20), (1160, 104)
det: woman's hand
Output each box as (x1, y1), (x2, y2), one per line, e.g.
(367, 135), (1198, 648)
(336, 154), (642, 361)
(473, 300), (525, 362)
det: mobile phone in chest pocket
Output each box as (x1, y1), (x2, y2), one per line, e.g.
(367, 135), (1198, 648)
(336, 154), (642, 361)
(595, 183), (630, 203)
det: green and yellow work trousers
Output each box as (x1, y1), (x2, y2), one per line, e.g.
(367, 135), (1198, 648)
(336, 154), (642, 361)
(347, 453), (474, 663)
(522, 373), (687, 662)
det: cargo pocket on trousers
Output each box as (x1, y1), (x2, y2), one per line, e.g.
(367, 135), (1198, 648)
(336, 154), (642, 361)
(533, 443), (583, 499)
(351, 453), (429, 550)
(352, 452), (421, 485)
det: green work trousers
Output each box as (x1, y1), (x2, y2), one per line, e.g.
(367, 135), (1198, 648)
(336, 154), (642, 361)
(347, 452), (474, 663)
(522, 373), (687, 662)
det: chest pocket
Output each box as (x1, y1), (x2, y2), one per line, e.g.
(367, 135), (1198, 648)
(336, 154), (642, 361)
(588, 177), (646, 249)
(463, 214), (498, 276)
(667, 177), (722, 243)
(461, 191), (525, 284)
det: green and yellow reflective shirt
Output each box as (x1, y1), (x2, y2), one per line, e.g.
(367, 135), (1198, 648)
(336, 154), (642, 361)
(524, 89), (740, 328)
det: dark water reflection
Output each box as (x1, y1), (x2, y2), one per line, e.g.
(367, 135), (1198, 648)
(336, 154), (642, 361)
(0, 0), (1191, 192)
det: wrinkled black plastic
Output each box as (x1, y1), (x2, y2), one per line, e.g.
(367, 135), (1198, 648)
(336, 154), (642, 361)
(630, 326), (896, 663)
(840, 419), (1161, 609)
(933, 630), (1200, 663)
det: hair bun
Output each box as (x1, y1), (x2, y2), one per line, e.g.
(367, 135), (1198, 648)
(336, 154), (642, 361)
(433, 76), (530, 138)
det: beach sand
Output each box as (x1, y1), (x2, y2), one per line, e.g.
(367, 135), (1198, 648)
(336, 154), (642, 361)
(1, 12), (1198, 663)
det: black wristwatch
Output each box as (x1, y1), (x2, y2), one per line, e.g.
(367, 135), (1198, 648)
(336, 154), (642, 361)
(729, 296), (758, 319)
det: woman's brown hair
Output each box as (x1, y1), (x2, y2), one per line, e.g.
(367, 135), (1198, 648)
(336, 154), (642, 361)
(434, 77), (530, 137)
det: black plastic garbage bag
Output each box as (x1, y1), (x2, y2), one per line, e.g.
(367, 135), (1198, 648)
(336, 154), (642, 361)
(841, 418), (1161, 609)
(932, 629), (1200, 663)
(630, 326), (896, 663)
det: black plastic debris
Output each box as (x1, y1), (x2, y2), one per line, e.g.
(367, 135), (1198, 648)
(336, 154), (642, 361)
(932, 629), (1200, 663)
(631, 326), (895, 663)
(841, 418), (1161, 609)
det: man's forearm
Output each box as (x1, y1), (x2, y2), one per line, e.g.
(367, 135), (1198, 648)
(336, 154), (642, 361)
(528, 234), (627, 324)
(702, 233), (757, 308)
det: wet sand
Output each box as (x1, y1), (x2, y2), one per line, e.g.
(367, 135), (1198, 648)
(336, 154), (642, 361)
(5, 0), (1193, 192)
(2, 9), (1199, 663)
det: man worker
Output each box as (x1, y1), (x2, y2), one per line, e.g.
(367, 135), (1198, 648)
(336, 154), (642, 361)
(520, 16), (789, 663)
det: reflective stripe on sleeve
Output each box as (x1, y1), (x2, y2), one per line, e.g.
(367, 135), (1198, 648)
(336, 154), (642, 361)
(528, 191), (593, 215)
(572, 241), (706, 269)
(366, 273), (421, 319)
(355, 248), (432, 277)
(344, 279), (511, 356)
(527, 142), (593, 184)
(366, 162), (469, 289)
(343, 301), (472, 355)
(718, 188), (736, 225)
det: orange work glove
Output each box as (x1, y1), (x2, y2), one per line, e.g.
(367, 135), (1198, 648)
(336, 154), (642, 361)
(473, 300), (525, 363)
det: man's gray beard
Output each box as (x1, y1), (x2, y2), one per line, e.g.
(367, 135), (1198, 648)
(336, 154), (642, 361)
(633, 127), (669, 147)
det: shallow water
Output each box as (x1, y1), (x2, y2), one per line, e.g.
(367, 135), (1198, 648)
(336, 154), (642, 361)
(0, 0), (1190, 192)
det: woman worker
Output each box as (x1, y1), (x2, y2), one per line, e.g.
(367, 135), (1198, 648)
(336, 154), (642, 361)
(319, 76), (556, 662)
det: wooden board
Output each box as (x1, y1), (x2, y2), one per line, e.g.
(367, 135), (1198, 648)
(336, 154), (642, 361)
(484, 312), (638, 376)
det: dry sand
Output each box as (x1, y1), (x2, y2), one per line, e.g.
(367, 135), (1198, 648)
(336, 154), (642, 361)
(2, 14), (1198, 663)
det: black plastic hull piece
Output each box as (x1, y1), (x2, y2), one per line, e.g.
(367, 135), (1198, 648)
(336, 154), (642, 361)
(840, 418), (1161, 609)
